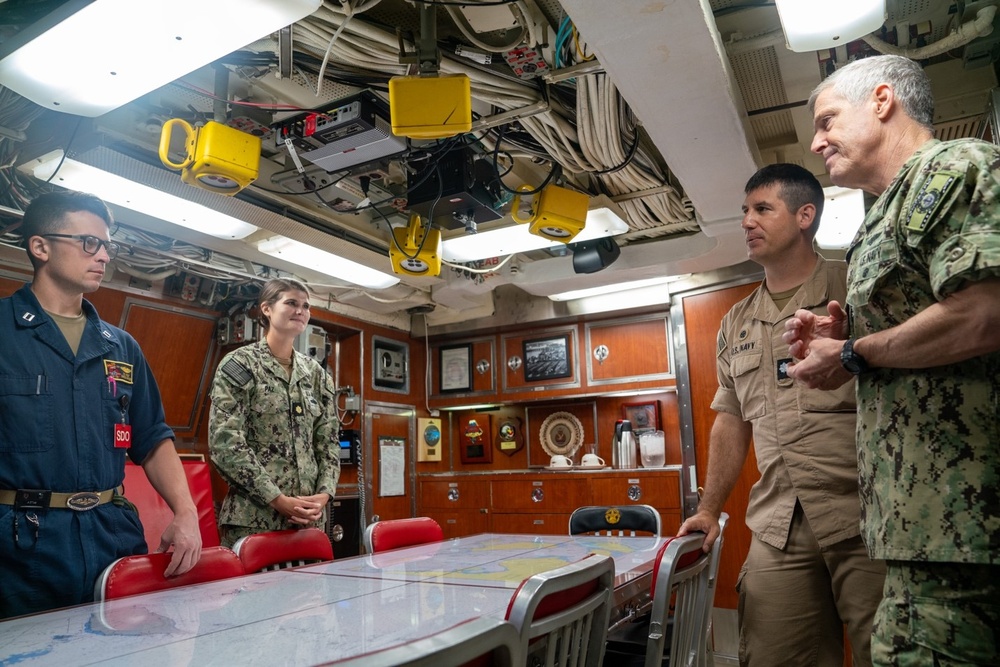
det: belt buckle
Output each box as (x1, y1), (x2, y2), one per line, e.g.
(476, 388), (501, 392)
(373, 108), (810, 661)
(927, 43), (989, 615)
(67, 491), (101, 511)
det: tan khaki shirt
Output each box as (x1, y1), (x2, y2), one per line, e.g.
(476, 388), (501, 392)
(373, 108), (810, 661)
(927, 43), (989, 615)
(712, 257), (861, 549)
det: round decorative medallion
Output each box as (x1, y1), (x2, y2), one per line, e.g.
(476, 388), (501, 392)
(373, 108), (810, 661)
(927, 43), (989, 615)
(539, 411), (585, 457)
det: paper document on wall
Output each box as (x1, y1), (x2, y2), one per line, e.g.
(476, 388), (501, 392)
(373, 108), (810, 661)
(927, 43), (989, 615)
(379, 437), (405, 497)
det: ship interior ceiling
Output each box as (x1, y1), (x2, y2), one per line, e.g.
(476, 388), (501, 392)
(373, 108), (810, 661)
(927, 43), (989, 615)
(0, 0), (998, 335)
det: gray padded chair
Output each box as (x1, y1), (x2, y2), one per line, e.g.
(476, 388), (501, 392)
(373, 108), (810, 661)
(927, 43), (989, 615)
(505, 553), (615, 667)
(325, 616), (521, 667)
(568, 504), (662, 537)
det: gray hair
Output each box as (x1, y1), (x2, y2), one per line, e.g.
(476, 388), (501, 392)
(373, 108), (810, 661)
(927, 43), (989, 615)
(808, 54), (934, 131)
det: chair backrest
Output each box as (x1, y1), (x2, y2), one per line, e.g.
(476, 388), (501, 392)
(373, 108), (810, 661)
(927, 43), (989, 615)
(568, 505), (662, 537)
(94, 545), (245, 601)
(505, 553), (615, 667)
(233, 527), (334, 573)
(364, 517), (444, 553)
(645, 532), (713, 667)
(123, 459), (220, 550)
(324, 617), (521, 667)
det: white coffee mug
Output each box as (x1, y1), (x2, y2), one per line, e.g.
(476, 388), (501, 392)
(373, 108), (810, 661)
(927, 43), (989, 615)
(549, 454), (573, 468)
(581, 453), (605, 467)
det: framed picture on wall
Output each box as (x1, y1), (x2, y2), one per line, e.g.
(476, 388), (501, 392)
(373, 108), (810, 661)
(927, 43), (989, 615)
(522, 334), (572, 382)
(439, 343), (472, 393)
(621, 401), (659, 434)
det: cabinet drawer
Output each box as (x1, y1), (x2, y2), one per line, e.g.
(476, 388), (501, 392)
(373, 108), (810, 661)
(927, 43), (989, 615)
(491, 513), (569, 534)
(491, 478), (590, 513)
(420, 479), (490, 509)
(426, 510), (490, 539)
(590, 473), (680, 509)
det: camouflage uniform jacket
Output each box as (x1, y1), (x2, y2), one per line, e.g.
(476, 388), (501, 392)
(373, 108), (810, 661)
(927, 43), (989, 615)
(209, 338), (340, 532)
(847, 138), (1000, 563)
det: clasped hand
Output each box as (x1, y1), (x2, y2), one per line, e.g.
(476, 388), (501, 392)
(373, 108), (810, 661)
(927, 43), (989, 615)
(271, 493), (329, 526)
(782, 300), (853, 390)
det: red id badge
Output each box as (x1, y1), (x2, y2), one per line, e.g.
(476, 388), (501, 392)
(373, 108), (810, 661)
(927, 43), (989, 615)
(114, 423), (132, 448)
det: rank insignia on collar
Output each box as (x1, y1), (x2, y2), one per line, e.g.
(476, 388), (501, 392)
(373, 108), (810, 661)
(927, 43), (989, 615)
(21, 311), (35, 322)
(292, 402), (304, 416)
(104, 360), (134, 385)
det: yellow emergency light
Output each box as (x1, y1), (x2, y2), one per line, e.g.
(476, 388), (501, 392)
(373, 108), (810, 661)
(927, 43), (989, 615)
(158, 119), (260, 195)
(512, 183), (589, 243)
(388, 74), (472, 140)
(389, 213), (443, 276)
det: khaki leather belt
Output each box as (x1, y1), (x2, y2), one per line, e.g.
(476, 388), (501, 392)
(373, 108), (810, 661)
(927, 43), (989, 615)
(0, 487), (122, 511)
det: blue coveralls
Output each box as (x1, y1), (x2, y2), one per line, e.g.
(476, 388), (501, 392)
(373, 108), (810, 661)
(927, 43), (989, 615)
(0, 284), (174, 618)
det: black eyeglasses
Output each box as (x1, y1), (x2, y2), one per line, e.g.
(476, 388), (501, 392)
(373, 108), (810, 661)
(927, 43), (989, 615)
(41, 234), (120, 260)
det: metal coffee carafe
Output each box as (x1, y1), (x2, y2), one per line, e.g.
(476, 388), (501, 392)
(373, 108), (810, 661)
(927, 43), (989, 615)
(612, 419), (638, 469)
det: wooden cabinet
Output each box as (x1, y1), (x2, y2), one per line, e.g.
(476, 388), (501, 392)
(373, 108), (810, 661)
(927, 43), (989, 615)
(417, 470), (683, 537)
(585, 315), (672, 389)
(428, 336), (498, 408)
(419, 478), (491, 539)
(500, 326), (582, 400)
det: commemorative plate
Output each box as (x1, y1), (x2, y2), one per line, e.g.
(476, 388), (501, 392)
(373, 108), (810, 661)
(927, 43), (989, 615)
(539, 412), (585, 458)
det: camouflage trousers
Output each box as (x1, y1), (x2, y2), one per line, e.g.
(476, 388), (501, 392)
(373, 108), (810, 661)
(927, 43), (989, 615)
(871, 561), (999, 666)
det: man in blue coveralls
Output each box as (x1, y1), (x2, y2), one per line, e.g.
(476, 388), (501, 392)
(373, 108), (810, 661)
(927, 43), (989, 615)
(0, 190), (202, 618)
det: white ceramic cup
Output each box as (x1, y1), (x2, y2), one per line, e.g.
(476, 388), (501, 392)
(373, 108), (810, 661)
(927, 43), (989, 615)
(549, 454), (573, 468)
(581, 453), (605, 467)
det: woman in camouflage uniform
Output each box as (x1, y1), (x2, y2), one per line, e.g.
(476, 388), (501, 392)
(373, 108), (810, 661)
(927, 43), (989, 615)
(208, 278), (340, 548)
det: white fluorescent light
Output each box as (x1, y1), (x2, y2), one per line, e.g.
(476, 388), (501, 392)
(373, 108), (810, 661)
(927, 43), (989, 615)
(30, 150), (259, 239)
(816, 185), (865, 250)
(441, 202), (630, 263)
(549, 276), (673, 302)
(258, 236), (400, 290)
(0, 0), (322, 116)
(775, 0), (885, 52)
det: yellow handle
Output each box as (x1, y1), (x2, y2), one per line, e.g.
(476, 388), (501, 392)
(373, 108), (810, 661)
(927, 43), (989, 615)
(158, 118), (195, 170)
(406, 213), (423, 248)
(511, 184), (536, 224)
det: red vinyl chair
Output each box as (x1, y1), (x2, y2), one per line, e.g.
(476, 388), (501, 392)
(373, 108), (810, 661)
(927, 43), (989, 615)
(505, 553), (615, 667)
(363, 517), (444, 553)
(123, 459), (220, 550)
(94, 545), (245, 601)
(233, 528), (334, 573)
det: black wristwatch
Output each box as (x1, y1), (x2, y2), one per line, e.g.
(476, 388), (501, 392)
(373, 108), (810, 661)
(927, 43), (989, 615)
(840, 338), (870, 375)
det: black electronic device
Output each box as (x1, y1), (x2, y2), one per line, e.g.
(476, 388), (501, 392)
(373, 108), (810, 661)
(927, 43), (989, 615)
(272, 90), (407, 173)
(571, 237), (621, 274)
(338, 428), (360, 465)
(406, 146), (502, 229)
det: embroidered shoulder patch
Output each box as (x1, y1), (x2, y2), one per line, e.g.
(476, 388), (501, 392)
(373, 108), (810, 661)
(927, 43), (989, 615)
(907, 172), (960, 233)
(220, 358), (253, 387)
(104, 360), (134, 384)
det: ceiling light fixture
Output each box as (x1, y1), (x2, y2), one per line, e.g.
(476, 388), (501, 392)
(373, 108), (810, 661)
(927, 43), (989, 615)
(257, 236), (401, 290)
(28, 150), (259, 239)
(816, 185), (866, 250)
(774, 0), (886, 52)
(0, 0), (322, 117)
(549, 276), (674, 302)
(441, 196), (629, 263)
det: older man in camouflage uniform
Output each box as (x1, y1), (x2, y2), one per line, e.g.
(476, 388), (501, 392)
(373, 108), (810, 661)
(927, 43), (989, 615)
(784, 55), (1000, 665)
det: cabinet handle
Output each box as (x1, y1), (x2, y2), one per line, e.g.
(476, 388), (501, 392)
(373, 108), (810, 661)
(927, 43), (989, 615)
(532, 487), (544, 503)
(627, 485), (642, 501)
(447, 488), (459, 502)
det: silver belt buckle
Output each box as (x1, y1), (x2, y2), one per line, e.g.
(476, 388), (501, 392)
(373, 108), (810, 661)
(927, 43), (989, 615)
(67, 492), (101, 511)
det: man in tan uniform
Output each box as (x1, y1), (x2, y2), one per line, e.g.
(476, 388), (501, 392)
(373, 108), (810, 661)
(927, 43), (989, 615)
(679, 164), (884, 666)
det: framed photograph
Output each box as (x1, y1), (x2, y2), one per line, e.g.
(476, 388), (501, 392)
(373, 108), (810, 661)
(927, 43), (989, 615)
(522, 334), (572, 382)
(439, 343), (472, 393)
(622, 401), (660, 434)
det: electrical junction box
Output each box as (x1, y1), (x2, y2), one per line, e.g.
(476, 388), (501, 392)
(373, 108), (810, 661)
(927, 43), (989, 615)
(372, 336), (408, 393)
(272, 90), (407, 173)
(388, 74), (472, 139)
(523, 184), (589, 242)
(295, 325), (329, 361)
(407, 145), (502, 229)
(389, 217), (442, 276)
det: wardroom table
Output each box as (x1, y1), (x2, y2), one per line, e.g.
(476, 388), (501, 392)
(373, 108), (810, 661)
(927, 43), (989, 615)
(0, 532), (665, 666)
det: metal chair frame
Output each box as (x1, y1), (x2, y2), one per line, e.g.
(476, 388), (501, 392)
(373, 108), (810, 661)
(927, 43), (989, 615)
(506, 553), (615, 667)
(325, 617), (521, 667)
(568, 504), (662, 537)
